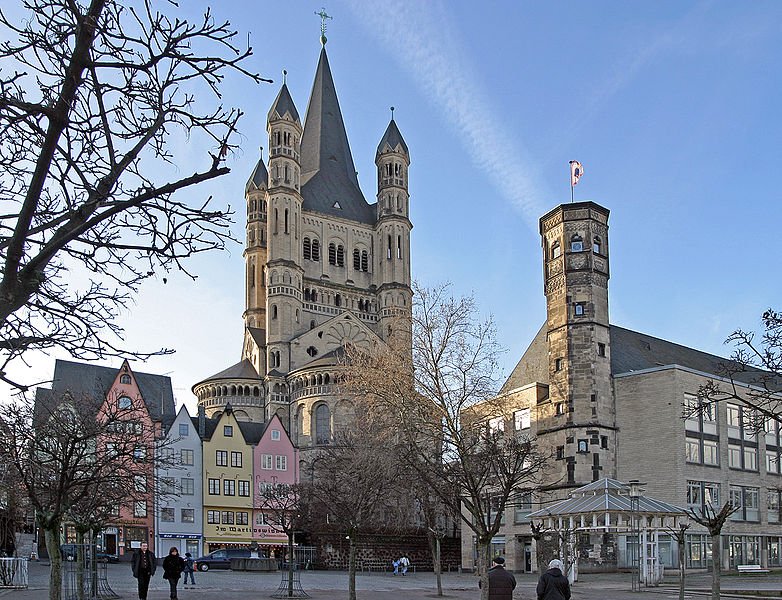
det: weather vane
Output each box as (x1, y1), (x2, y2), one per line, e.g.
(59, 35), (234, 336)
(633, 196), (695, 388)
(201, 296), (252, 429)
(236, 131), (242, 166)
(315, 8), (332, 45)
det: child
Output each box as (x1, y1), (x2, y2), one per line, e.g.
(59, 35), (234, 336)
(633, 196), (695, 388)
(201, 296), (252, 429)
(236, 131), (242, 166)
(183, 552), (196, 586)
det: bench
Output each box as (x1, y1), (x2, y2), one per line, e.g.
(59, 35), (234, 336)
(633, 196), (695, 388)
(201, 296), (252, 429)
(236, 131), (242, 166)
(737, 564), (770, 575)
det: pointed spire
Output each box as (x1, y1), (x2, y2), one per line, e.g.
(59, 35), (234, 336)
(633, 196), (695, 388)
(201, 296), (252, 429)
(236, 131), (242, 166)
(245, 148), (268, 194)
(376, 114), (409, 159)
(267, 82), (300, 124)
(300, 46), (374, 224)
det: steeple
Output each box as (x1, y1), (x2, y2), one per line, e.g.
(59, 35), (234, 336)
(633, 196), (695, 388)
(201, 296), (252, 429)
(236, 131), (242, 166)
(300, 47), (374, 224)
(376, 117), (409, 159)
(267, 83), (300, 124)
(245, 155), (268, 194)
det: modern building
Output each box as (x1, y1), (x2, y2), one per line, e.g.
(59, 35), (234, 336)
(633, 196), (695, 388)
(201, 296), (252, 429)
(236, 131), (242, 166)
(192, 36), (413, 460)
(155, 406), (204, 558)
(461, 201), (782, 573)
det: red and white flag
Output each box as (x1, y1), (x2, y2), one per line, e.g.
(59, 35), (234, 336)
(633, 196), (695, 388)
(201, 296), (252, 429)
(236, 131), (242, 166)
(569, 160), (584, 186)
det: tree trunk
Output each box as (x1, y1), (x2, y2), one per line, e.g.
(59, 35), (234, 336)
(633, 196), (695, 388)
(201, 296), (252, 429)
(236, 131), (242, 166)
(287, 532), (294, 597)
(348, 536), (357, 600)
(76, 530), (85, 600)
(477, 539), (491, 600)
(426, 529), (443, 596)
(44, 526), (62, 600)
(710, 533), (720, 600)
(678, 534), (686, 600)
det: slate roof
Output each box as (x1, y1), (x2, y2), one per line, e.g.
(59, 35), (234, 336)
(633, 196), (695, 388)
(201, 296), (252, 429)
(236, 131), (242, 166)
(245, 156), (268, 194)
(299, 47), (375, 225)
(237, 421), (267, 445)
(36, 359), (175, 422)
(292, 346), (348, 372)
(247, 327), (266, 348)
(500, 323), (780, 393)
(527, 478), (685, 519)
(267, 83), (300, 123)
(196, 359), (261, 385)
(376, 118), (409, 158)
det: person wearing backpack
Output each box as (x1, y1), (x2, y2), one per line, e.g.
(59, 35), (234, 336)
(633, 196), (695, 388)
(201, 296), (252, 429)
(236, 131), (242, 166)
(183, 552), (196, 587)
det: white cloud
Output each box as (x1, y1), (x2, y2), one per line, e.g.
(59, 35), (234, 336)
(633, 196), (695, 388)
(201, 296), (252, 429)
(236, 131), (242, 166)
(346, 0), (546, 231)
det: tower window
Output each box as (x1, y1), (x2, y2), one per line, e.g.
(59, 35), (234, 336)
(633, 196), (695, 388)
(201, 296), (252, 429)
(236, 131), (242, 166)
(249, 264), (255, 289)
(593, 236), (602, 254)
(284, 164), (290, 183)
(315, 404), (330, 445)
(306, 346), (318, 357)
(598, 343), (606, 357)
(303, 238), (311, 260)
(556, 446), (565, 460)
(397, 235), (402, 259)
(551, 240), (561, 259)
(555, 358), (563, 371)
(310, 320), (316, 330)
(328, 243), (336, 265)
(387, 235), (392, 259)
(570, 234), (583, 252)
(272, 305), (278, 320)
(577, 440), (589, 453)
(353, 248), (360, 271)
(284, 208), (289, 234)
(361, 250), (368, 272)
(574, 302), (585, 316)
(274, 209), (278, 234)
(312, 239), (320, 261)
(336, 245), (345, 267)
(335, 294), (341, 308)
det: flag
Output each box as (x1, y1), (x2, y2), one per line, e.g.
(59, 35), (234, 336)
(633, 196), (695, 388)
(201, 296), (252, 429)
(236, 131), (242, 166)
(569, 160), (583, 186)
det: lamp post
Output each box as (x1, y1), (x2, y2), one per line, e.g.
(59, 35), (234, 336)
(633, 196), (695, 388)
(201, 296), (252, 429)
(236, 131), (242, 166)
(628, 480), (642, 592)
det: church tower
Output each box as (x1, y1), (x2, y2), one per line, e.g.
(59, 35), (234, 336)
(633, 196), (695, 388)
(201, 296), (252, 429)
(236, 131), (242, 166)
(539, 202), (615, 488)
(375, 116), (412, 342)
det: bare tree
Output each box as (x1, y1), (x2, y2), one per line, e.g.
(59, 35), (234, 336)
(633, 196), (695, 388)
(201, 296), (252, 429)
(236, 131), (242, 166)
(306, 422), (402, 600)
(0, 392), (174, 600)
(344, 282), (547, 600)
(693, 309), (782, 431)
(665, 522), (690, 600)
(0, 0), (270, 392)
(688, 502), (738, 600)
(256, 482), (306, 598)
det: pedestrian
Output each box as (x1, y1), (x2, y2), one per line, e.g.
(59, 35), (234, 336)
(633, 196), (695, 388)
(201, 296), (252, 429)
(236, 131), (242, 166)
(399, 554), (410, 575)
(183, 552), (196, 586)
(162, 546), (186, 600)
(537, 558), (571, 600)
(479, 556), (516, 600)
(131, 542), (156, 600)
(392, 558), (400, 575)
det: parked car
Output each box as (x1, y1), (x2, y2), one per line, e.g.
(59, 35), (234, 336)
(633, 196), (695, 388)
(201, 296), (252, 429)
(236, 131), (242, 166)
(194, 549), (251, 571)
(96, 552), (119, 563)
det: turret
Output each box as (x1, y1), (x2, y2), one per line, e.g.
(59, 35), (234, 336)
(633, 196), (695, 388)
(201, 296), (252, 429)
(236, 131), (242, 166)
(375, 115), (412, 343)
(243, 153), (269, 330)
(266, 80), (304, 375)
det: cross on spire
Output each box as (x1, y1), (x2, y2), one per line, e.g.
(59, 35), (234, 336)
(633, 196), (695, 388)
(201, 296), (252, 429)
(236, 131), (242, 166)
(315, 8), (332, 45)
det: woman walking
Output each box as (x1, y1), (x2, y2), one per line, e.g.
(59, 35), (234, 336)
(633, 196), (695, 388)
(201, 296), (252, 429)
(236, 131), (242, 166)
(162, 547), (186, 600)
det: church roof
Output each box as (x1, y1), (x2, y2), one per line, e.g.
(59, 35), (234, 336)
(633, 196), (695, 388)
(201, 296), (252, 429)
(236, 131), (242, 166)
(500, 323), (779, 393)
(296, 346), (349, 371)
(196, 358), (261, 385)
(247, 326), (266, 348)
(35, 359), (175, 422)
(267, 83), (300, 123)
(300, 47), (375, 225)
(376, 118), (409, 158)
(245, 156), (268, 194)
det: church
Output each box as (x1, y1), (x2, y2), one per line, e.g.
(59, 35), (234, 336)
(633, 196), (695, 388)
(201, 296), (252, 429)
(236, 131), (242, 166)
(192, 38), (412, 459)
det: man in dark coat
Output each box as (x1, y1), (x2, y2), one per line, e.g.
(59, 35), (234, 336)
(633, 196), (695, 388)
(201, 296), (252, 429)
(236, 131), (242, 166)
(131, 542), (157, 600)
(479, 556), (516, 600)
(537, 558), (571, 600)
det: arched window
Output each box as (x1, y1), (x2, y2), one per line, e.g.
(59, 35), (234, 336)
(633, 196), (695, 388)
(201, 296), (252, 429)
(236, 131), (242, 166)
(593, 236), (602, 254)
(336, 245), (345, 267)
(335, 294), (341, 307)
(295, 309), (299, 323)
(353, 248), (360, 271)
(570, 234), (583, 252)
(361, 250), (368, 272)
(387, 235), (392, 259)
(120, 374), (131, 384)
(315, 404), (330, 445)
(303, 237), (311, 260)
(551, 240), (561, 259)
(312, 239), (320, 261)
(274, 209), (278, 234)
(310, 320), (316, 330)
(272, 304), (278, 320)
(249, 263), (255, 289)
(284, 208), (289, 234)
(284, 164), (290, 183)
(397, 235), (402, 259)
(328, 243), (336, 265)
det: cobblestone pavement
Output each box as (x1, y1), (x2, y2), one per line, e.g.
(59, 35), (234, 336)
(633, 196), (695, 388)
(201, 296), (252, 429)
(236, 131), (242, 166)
(2, 561), (781, 600)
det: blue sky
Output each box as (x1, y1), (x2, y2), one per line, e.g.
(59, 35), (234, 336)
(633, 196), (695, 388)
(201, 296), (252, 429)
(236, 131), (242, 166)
(9, 1), (781, 409)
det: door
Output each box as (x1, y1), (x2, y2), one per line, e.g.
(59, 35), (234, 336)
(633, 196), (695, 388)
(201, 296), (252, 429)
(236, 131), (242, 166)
(105, 534), (117, 556)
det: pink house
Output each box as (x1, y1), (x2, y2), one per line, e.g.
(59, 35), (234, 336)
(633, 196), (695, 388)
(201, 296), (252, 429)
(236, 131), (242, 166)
(252, 414), (299, 553)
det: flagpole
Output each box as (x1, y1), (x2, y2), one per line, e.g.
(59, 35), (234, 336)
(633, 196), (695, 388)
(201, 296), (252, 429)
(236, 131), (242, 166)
(570, 163), (574, 203)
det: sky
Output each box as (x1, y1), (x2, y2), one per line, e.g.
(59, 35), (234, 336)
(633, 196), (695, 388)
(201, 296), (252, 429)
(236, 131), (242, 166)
(6, 0), (781, 412)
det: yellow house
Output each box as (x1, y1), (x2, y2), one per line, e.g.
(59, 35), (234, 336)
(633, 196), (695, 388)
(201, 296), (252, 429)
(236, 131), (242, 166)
(201, 405), (259, 551)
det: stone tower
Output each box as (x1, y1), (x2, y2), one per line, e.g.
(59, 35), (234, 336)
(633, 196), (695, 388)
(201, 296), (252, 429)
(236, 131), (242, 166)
(539, 201), (615, 488)
(193, 40), (413, 448)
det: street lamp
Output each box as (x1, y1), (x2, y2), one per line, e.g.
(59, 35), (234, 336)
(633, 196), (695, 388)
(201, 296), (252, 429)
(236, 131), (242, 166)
(628, 480), (643, 592)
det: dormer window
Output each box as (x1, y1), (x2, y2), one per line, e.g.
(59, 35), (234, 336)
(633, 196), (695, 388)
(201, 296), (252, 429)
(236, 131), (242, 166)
(120, 374), (131, 384)
(593, 236), (602, 254)
(570, 234), (583, 252)
(551, 240), (561, 259)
